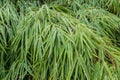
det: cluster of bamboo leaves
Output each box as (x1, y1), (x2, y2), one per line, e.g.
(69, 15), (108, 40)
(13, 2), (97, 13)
(0, 0), (120, 80)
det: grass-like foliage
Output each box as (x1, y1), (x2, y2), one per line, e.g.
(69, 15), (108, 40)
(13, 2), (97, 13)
(0, 0), (120, 80)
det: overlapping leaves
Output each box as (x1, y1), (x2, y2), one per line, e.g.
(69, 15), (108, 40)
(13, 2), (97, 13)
(0, 0), (120, 80)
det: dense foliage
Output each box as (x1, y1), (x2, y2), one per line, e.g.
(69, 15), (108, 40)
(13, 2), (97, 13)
(0, 0), (120, 80)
